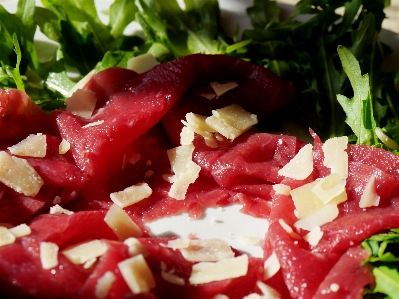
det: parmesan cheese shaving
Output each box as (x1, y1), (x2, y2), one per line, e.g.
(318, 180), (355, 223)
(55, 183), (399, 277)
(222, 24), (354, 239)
(264, 252), (280, 280)
(0, 226), (16, 247)
(8, 224), (31, 238)
(0, 151), (44, 196)
(118, 254), (156, 294)
(278, 144), (313, 180)
(124, 237), (148, 256)
(49, 204), (74, 215)
(278, 219), (301, 239)
(40, 242), (59, 269)
(104, 204), (143, 240)
(322, 136), (348, 179)
(290, 181), (325, 219)
(82, 120), (104, 128)
(294, 203), (339, 231)
(359, 175), (380, 208)
(66, 89), (97, 118)
(210, 81), (238, 96)
(127, 53), (159, 74)
(95, 271), (116, 299)
(161, 270), (185, 285)
(62, 240), (108, 264)
(110, 183), (152, 208)
(311, 173), (347, 205)
(257, 281), (281, 299)
(189, 254), (248, 285)
(59, 139), (70, 154)
(8, 133), (47, 157)
(179, 238), (235, 262)
(304, 226), (324, 246)
(272, 184), (291, 196)
(164, 239), (190, 250)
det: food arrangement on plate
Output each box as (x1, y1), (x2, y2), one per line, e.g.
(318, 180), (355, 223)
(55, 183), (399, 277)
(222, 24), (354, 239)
(1, 0), (399, 298)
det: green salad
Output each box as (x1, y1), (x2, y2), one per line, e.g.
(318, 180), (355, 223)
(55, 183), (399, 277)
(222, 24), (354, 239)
(1, 0), (399, 297)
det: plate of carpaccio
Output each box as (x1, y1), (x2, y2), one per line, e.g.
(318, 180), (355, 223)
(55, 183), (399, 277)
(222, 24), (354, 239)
(1, 0), (399, 298)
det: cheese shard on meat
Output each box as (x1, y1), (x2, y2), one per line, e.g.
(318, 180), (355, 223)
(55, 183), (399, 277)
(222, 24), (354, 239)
(62, 240), (108, 264)
(49, 204), (74, 215)
(294, 202), (339, 231)
(110, 183), (152, 208)
(8, 224), (31, 238)
(179, 238), (234, 262)
(95, 271), (116, 299)
(180, 126), (195, 145)
(0, 151), (44, 196)
(311, 173), (347, 205)
(40, 242), (59, 269)
(273, 184), (291, 196)
(124, 237), (148, 257)
(205, 104), (258, 140)
(118, 254), (156, 294)
(8, 133), (47, 157)
(0, 226), (16, 247)
(256, 281), (281, 299)
(164, 239), (190, 250)
(65, 89), (97, 118)
(322, 136), (348, 179)
(359, 175), (380, 208)
(290, 181), (325, 219)
(210, 81), (238, 96)
(104, 204), (143, 241)
(264, 252), (280, 280)
(189, 254), (248, 285)
(59, 139), (71, 154)
(182, 113), (217, 148)
(304, 226), (323, 246)
(167, 144), (201, 200)
(127, 53), (159, 74)
(278, 144), (313, 180)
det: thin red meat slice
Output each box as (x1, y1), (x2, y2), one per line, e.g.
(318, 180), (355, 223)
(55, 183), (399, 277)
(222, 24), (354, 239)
(54, 54), (294, 179)
(312, 247), (374, 299)
(266, 222), (341, 299)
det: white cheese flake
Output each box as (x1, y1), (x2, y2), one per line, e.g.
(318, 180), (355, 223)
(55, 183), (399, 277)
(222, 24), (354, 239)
(104, 204), (143, 240)
(278, 219), (301, 239)
(124, 237), (148, 257)
(95, 271), (116, 299)
(322, 136), (348, 179)
(294, 203), (339, 232)
(59, 139), (71, 154)
(180, 125), (195, 145)
(0, 151), (44, 196)
(167, 144), (201, 200)
(210, 81), (238, 96)
(110, 183), (152, 208)
(82, 120), (104, 128)
(49, 204), (74, 215)
(278, 144), (313, 180)
(66, 89), (97, 118)
(179, 238), (234, 262)
(311, 173), (347, 205)
(163, 239), (190, 250)
(264, 252), (280, 280)
(8, 133), (47, 157)
(161, 270), (185, 285)
(62, 240), (108, 265)
(237, 235), (261, 246)
(8, 224), (31, 238)
(304, 226), (324, 246)
(290, 181), (325, 219)
(127, 53), (159, 74)
(0, 226), (16, 247)
(272, 184), (291, 196)
(257, 281), (281, 298)
(359, 175), (380, 208)
(40, 242), (59, 269)
(189, 254), (248, 285)
(118, 254), (156, 294)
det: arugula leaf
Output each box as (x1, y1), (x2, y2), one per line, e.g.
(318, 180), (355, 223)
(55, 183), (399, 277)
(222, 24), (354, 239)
(373, 266), (399, 299)
(336, 45), (378, 145)
(7, 34), (25, 91)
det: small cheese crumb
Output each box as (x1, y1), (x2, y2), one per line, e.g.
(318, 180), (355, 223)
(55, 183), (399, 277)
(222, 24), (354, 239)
(104, 204), (143, 241)
(59, 139), (70, 154)
(8, 134), (47, 157)
(110, 183), (152, 208)
(49, 204), (74, 215)
(62, 240), (108, 265)
(264, 252), (280, 280)
(359, 175), (380, 208)
(83, 257), (98, 269)
(272, 184), (291, 196)
(304, 226), (324, 246)
(210, 81), (238, 96)
(127, 53), (159, 74)
(322, 136), (348, 179)
(66, 89), (97, 118)
(0, 151), (44, 196)
(95, 271), (116, 299)
(330, 283), (340, 292)
(278, 144), (313, 180)
(294, 203), (339, 231)
(189, 254), (248, 285)
(40, 242), (59, 269)
(8, 224), (31, 238)
(278, 219), (301, 239)
(118, 254), (156, 294)
(0, 226), (16, 247)
(82, 120), (104, 128)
